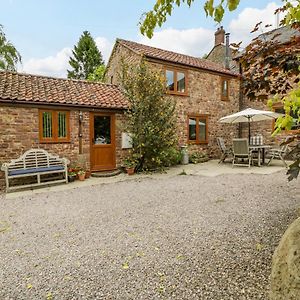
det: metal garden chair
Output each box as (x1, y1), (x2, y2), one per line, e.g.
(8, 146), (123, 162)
(232, 138), (253, 167)
(266, 138), (290, 168)
(216, 137), (233, 163)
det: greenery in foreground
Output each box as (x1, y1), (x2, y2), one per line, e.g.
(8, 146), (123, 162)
(140, 0), (300, 180)
(120, 60), (180, 171)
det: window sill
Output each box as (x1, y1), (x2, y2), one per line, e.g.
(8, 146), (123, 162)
(188, 141), (208, 145)
(166, 91), (189, 97)
(281, 129), (300, 134)
(221, 97), (229, 101)
(39, 140), (71, 144)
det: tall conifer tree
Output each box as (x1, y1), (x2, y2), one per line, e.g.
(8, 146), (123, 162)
(67, 31), (104, 79)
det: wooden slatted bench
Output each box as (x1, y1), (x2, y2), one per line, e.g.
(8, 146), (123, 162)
(1, 149), (69, 192)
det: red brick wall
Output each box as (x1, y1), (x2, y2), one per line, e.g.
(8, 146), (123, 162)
(0, 105), (126, 189)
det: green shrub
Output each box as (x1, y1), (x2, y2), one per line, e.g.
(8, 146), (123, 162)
(120, 60), (179, 171)
(189, 151), (208, 164)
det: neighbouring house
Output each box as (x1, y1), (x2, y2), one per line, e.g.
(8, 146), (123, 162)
(105, 38), (241, 158)
(234, 25), (300, 142)
(0, 71), (129, 189)
(206, 26), (239, 72)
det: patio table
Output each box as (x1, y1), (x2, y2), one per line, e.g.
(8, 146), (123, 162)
(249, 145), (271, 166)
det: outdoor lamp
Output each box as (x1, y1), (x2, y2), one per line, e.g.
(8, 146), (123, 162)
(79, 111), (83, 122)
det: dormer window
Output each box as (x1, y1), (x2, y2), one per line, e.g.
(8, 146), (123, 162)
(221, 78), (229, 101)
(165, 68), (187, 95)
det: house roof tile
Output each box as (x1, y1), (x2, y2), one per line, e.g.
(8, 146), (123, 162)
(117, 39), (239, 76)
(0, 71), (128, 109)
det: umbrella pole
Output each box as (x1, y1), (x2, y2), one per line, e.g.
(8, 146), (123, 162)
(248, 119), (251, 143)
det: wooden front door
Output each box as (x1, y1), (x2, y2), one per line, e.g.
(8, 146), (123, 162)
(90, 113), (116, 171)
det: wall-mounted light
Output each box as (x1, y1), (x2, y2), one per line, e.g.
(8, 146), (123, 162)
(79, 111), (83, 122)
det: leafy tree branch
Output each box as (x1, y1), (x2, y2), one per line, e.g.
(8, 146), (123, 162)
(140, 0), (240, 38)
(0, 25), (21, 71)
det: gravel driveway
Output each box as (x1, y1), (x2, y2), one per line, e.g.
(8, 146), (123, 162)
(0, 171), (298, 300)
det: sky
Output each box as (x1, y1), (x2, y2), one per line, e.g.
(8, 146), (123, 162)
(1, 0), (282, 77)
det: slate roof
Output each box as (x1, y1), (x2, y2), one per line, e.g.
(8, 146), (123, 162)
(0, 71), (128, 109)
(235, 25), (300, 59)
(117, 39), (238, 76)
(256, 25), (300, 44)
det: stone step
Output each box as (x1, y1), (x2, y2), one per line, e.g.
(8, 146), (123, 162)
(91, 169), (123, 178)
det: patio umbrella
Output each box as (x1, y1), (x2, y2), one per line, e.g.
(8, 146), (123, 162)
(219, 108), (284, 142)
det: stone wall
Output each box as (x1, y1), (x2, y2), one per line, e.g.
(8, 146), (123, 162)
(105, 43), (241, 158)
(105, 42), (141, 85)
(206, 44), (239, 71)
(147, 61), (240, 157)
(242, 97), (294, 146)
(115, 112), (129, 165)
(0, 104), (126, 189)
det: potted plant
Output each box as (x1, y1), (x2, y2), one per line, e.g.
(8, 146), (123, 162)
(78, 170), (86, 181)
(68, 172), (77, 182)
(68, 171), (77, 182)
(85, 170), (91, 179)
(123, 157), (136, 175)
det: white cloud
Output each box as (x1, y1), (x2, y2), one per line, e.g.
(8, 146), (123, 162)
(20, 36), (113, 78)
(229, 2), (282, 46)
(20, 47), (72, 78)
(137, 3), (282, 58)
(19, 2), (283, 78)
(139, 28), (215, 58)
(95, 37), (113, 64)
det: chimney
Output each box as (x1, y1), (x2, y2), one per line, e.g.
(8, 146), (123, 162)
(225, 32), (230, 70)
(215, 26), (225, 46)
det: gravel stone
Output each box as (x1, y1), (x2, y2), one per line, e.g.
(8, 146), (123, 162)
(0, 171), (299, 299)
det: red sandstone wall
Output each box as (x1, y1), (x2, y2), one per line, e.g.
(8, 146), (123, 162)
(149, 62), (240, 157)
(105, 44), (241, 158)
(0, 105), (126, 189)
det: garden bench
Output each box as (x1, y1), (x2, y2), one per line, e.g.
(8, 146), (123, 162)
(1, 149), (69, 192)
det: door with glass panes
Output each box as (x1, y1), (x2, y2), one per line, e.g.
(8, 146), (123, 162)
(90, 113), (116, 171)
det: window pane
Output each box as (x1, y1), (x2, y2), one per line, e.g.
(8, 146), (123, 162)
(222, 79), (228, 97)
(189, 118), (196, 140)
(198, 118), (207, 141)
(166, 70), (174, 91)
(177, 72), (185, 93)
(94, 116), (111, 144)
(58, 112), (67, 138)
(42, 112), (52, 138)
